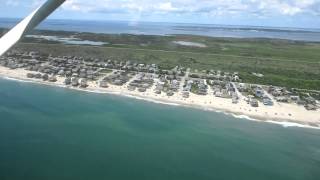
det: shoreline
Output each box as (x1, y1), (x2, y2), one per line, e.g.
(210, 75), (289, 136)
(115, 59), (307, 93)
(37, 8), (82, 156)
(0, 66), (319, 129)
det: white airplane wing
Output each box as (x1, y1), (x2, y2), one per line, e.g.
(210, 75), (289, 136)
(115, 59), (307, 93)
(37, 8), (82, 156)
(0, 0), (66, 56)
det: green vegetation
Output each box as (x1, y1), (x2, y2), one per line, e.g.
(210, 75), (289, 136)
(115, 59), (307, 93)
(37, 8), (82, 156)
(12, 29), (320, 90)
(190, 83), (199, 94)
(99, 69), (113, 74)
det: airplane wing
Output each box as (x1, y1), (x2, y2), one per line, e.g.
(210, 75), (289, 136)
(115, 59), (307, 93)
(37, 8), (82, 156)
(0, 0), (66, 56)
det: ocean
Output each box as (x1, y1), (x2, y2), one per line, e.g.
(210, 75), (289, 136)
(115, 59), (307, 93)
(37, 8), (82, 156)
(1, 18), (320, 42)
(0, 78), (319, 180)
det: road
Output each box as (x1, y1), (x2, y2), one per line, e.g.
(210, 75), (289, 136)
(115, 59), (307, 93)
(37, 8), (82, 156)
(180, 68), (190, 91)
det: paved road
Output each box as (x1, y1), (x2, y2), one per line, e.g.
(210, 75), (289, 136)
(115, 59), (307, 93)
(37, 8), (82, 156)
(180, 68), (190, 91)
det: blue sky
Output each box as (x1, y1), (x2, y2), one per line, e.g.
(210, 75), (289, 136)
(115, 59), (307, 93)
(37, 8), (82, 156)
(1, 0), (320, 28)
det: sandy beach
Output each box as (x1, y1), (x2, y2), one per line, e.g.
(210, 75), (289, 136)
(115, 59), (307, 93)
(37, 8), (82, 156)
(0, 65), (319, 128)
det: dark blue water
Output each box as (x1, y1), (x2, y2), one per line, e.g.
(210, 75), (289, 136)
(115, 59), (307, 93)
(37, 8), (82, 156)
(0, 78), (320, 180)
(1, 18), (320, 42)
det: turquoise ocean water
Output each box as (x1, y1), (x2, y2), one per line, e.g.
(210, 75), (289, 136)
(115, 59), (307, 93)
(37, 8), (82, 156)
(0, 78), (320, 180)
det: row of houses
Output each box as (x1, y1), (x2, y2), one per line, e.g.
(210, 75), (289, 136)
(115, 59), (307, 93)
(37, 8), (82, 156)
(104, 71), (133, 86)
(2, 50), (319, 111)
(128, 73), (155, 92)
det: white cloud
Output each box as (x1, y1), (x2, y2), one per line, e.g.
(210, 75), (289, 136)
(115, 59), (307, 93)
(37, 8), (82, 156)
(5, 0), (317, 18)
(279, 3), (302, 15)
(58, 0), (320, 17)
(158, 2), (178, 12)
(63, 0), (91, 12)
(5, 0), (20, 6)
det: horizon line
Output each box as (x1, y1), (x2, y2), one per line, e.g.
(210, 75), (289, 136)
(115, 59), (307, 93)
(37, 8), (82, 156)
(1, 17), (319, 31)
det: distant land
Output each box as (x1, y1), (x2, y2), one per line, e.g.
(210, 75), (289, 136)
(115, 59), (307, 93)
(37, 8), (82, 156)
(1, 27), (319, 91)
(1, 18), (320, 42)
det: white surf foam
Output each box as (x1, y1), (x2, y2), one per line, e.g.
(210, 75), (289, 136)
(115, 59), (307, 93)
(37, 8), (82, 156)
(3, 76), (33, 83)
(266, 120), (320, 129)
(121, 94), (181, 106)
(1, 75), (319, 130)
(230, 114), (260, 122)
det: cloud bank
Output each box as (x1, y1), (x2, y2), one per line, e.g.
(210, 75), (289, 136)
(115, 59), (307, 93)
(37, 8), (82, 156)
(60, 0), (320, 16)
(1, 0), (320, 28)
